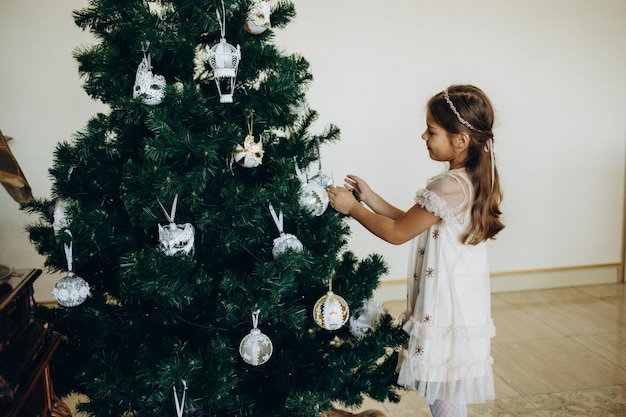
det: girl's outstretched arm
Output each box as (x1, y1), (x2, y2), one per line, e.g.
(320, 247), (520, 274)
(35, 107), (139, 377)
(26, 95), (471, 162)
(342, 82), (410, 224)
(327, 185), (440, 245)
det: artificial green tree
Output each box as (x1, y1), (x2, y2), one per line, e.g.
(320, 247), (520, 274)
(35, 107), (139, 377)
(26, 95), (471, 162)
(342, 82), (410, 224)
(23, 1), (406, 416)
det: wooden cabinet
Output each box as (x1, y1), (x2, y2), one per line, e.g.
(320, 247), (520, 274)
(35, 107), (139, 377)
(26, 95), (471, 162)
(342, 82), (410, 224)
(0, 269), (71, 417)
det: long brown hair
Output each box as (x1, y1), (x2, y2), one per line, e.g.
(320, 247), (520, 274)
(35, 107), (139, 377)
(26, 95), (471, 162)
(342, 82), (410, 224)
(427, 85), (504, 244)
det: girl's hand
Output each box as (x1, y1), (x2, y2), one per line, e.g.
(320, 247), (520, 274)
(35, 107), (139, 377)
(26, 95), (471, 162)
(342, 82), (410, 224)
(344, 175), (373, 204)
(327, 186), (358, 215)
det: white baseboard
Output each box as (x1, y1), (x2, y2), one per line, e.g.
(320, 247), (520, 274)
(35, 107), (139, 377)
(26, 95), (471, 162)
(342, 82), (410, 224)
(489, 264), (621, 293)
(373, 263), (622, 302)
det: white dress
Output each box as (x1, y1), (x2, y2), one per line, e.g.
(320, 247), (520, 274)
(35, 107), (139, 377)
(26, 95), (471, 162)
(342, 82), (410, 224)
(396, 168), (496, 405)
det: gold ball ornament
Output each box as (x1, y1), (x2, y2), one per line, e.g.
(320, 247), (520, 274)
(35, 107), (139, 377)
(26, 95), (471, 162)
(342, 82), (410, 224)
(313, 291), (350, 331)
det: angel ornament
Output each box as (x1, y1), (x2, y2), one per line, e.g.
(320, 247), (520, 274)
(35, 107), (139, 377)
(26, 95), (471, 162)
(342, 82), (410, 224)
(133, 41), (166, 105)
(158, 195), (195, 256)
(233, 111), (264, 168)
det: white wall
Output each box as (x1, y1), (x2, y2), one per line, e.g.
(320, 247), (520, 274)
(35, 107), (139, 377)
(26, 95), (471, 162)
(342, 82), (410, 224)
(0, 0), (107, 298)
(275, 0), (626, 279)
(1, 1), (624, 302)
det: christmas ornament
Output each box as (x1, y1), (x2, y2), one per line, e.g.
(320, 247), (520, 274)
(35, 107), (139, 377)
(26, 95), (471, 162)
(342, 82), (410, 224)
(349, 299), (383, 339)
(206, 0), (241, 103)
(309, 138), (334, 188)
(244, 0), (271, 35)
(233, 135), (264, 168)
(233, 111), (264, 168)
(53, 199), (71, 235)
(147, 1), (174, 19)
(299, 181), (328, 217)
(173, 380), (187, 417)
(294, 158), (329, 216)
(269, 202), (303, 258)
(133, 41), (166, 105)
(313, 277), (349, 331)
(52, 232), (90, 307)
(158, 195), (195, 256)
(239, 310), (273, 366)
(309, 169), (333, 189)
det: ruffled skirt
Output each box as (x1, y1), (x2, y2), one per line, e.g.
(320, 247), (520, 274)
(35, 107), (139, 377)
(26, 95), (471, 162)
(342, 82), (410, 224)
(396, 315), (496, 405)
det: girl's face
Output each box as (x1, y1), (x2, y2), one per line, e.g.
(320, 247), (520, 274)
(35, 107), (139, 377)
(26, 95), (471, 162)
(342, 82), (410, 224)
(421, 114), (468, 169)
(422, 115), (455, 161)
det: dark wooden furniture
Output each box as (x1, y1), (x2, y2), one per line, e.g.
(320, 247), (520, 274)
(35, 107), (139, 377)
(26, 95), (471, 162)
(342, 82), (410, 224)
(0, 269), (72, 417)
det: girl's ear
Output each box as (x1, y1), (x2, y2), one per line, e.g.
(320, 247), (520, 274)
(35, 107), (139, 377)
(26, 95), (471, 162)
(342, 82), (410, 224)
(455, 132), (471, 150)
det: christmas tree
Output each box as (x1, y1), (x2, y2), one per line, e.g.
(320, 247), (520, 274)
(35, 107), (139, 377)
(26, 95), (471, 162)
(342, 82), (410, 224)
(23, 1), (406, 416)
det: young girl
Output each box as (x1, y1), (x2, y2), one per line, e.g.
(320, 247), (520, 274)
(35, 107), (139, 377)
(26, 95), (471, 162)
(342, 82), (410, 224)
(327, 84), (504, 417)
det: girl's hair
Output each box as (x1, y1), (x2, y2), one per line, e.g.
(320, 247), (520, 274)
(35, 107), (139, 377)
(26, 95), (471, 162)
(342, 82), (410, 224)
(427, 84), (504, 244)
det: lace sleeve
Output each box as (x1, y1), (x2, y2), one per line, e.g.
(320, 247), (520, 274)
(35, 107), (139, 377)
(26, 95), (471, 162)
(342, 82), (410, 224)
(414, 171), (472, 221)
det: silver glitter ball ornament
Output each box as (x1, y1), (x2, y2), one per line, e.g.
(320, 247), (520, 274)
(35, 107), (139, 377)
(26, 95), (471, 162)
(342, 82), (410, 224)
(272, 232), (303, 258)
(52, 272), (89, 307)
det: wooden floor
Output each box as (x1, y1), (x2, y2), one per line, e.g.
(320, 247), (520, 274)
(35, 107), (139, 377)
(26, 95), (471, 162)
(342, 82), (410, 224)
(350, 282), (626, 416)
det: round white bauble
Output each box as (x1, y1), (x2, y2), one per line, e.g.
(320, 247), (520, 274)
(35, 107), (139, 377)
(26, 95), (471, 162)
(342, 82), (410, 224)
(52, 272), (89, 307)
(299, 182), (329, 216)
(272, 232), (303, 258)
(313, 290), (350, 331)
(239, 328), (273, 366)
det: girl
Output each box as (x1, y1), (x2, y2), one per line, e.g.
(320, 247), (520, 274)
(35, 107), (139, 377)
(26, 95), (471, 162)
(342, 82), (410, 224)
(327, 85), (504, 417)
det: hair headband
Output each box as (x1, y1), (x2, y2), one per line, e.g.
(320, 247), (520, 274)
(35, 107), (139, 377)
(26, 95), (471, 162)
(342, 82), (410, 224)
(443, 88), (474, 130)
(443, 88), (495, 190)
